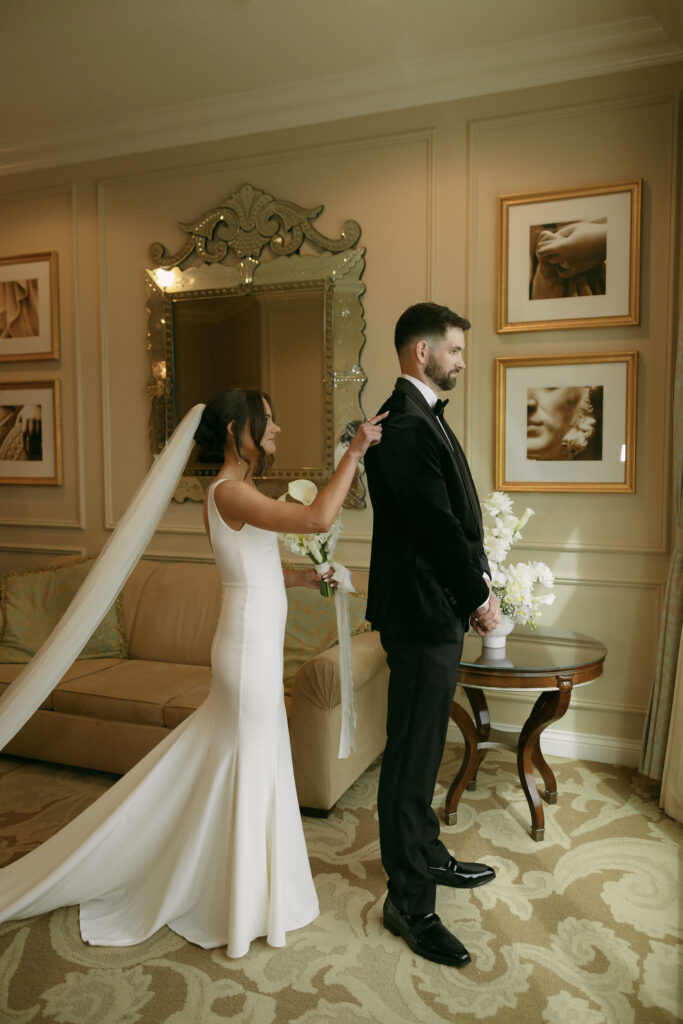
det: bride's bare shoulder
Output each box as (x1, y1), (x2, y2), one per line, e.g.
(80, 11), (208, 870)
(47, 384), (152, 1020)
(209, 478), (257, 532)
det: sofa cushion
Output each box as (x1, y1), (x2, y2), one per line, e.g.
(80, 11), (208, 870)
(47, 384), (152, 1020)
(283, 588), (370, 681)
(119, 559), (159, 633)
(0, 560), (126, 663)
(163, 685), (211, 728)
(126, 562), (222, 666)
(52, 660), (212, 727)
(0, 658), (125, 710)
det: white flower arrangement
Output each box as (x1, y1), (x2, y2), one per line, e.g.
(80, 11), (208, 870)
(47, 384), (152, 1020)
(482, 491), (555, 626)
(278, 479), (343, 597)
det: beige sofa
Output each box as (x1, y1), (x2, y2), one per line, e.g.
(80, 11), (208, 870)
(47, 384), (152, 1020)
(0, 558), (389, 813)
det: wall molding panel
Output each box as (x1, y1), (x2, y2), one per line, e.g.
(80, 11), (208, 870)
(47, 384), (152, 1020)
(513, 538), (672, 556)
(96, 128), (437, 195)
(0, 518), (83, 530)
(69, 182), (88, 536)
(0, 183), (85, 534)
(0, 543), (86, 557)
(552, 574), (664, 591)
(141, 551), (214, 564)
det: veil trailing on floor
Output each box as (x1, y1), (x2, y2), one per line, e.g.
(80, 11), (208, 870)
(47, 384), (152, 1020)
(0, 404), (205, 751)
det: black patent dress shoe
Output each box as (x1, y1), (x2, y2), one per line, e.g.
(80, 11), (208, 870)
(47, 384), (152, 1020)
(428, 856), (495, 889)
(382, 896), (471, 967)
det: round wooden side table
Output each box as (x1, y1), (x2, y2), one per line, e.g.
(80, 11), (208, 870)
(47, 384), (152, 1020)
(445, 626), (607, 841)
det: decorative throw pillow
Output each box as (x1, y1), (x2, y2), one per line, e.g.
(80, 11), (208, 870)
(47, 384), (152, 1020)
(283, 588), (370, 681)
(0, 558), (127, 663)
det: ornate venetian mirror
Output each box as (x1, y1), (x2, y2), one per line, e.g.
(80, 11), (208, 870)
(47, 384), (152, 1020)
(145, 184), (367, 506)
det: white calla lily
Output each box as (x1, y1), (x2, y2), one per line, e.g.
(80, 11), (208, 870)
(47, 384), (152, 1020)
(307, 538), (323, 563)
(515, 507), (535, 534)
(287, 479), (318, 505)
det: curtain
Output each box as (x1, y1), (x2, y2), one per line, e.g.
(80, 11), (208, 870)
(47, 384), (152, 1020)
(640, 312), (683, 800)
(660, 623), (683, 820)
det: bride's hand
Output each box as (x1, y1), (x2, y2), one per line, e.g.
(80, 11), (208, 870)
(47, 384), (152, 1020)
(298, 566), (336, 590)
(346, 412), (388, 458)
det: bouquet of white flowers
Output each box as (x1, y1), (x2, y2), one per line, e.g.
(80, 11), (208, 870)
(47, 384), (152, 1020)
(278, 479), (343, 597)
(482, 491), (555, 626)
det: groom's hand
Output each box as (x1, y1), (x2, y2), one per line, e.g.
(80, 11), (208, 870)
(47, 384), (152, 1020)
(470, 591), (501, 636)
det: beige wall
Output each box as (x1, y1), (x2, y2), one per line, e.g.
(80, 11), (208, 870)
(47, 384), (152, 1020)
(0, 63), (680, 766)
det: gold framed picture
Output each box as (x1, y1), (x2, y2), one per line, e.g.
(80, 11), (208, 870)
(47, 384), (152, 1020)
(495, 352), (637, 492)
(497, 180), (641, 333)
(0, 252), (60, 361)
(0, 379), (62, 485)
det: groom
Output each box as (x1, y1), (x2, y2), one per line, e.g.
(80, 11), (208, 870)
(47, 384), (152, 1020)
(364, 302), (501, 968)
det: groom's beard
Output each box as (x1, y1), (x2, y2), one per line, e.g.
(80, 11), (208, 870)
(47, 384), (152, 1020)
(425, 354), (457, 392)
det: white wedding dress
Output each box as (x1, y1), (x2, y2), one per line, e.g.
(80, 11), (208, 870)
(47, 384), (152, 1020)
(0, 477), (319, 957)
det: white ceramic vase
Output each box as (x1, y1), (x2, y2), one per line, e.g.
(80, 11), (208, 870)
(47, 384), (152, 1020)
(482, 612), (515, 650)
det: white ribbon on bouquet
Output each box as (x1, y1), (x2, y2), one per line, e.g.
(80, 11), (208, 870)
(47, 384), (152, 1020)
(315, 560), (357, 759)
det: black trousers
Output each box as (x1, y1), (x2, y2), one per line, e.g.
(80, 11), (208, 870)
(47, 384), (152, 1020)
(377, 632), (464, 915)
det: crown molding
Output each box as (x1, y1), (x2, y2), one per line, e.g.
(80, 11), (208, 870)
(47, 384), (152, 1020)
(0, 17), (679, 176)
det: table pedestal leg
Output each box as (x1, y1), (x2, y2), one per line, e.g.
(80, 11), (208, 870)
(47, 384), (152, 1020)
(463, 688), (491, 792)
(444, 698), (480, 825)
(533, 741), (558, 804)
(517, 676), (573, 841)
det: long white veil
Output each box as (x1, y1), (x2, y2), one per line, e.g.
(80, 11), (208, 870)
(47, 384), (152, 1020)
(0, 404), (205, 750)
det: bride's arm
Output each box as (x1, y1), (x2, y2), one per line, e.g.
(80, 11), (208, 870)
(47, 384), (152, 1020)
(213, 413), (387, 533)
(283, 566), (333, 589)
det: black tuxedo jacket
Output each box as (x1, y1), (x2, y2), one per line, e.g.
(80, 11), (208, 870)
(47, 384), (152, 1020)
(365, 377), (490, 642)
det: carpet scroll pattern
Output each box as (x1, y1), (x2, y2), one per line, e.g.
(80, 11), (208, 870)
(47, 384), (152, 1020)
(0, 747), (680, 1024)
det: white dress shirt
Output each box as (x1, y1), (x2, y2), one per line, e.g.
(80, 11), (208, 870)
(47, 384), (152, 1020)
(400, 374), (452, 449)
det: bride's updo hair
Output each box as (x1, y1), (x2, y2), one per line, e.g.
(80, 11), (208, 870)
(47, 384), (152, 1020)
(194, 387), (274, 475)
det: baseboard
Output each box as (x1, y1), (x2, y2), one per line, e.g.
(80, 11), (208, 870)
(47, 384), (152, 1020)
(535, 728), (642, 767)
(446, 720), (642, 768)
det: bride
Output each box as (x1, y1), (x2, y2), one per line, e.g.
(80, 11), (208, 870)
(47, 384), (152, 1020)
(0, 387), (385, 958)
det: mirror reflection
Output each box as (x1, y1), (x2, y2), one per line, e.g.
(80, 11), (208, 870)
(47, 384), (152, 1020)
(174, 286), (328, 471)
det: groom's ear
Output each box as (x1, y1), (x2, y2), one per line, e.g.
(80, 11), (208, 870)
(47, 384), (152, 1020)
(415, 339), (430, 365)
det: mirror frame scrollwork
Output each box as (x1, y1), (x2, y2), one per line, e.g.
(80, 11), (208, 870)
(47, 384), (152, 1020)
(145, 183), (368, 507)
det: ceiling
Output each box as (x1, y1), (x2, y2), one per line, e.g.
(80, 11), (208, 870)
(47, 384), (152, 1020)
(0, 0), (681, 173)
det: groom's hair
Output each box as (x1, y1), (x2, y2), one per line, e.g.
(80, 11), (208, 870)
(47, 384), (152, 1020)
(394, 302), (470, 354)
(195, 387), (274, 476)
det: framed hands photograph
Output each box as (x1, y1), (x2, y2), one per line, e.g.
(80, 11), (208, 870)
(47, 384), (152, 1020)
(0, 252), (60, 361)
(0, 379), (62, 485)
(495, 352), (637, 492)
(497, 180), (641, 332)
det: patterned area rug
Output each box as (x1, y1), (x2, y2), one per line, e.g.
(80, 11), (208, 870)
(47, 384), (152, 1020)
(0, 745), (680, 1024)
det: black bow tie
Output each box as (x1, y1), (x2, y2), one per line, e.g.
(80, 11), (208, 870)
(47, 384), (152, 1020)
(433, 398), (449, 418)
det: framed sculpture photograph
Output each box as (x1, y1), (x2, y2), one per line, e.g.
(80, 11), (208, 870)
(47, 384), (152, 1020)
(0, 379), (62, 485)
(496, 352), (637, 492)
(0, 252), (60, 361)
(497, 180), (641, 332)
